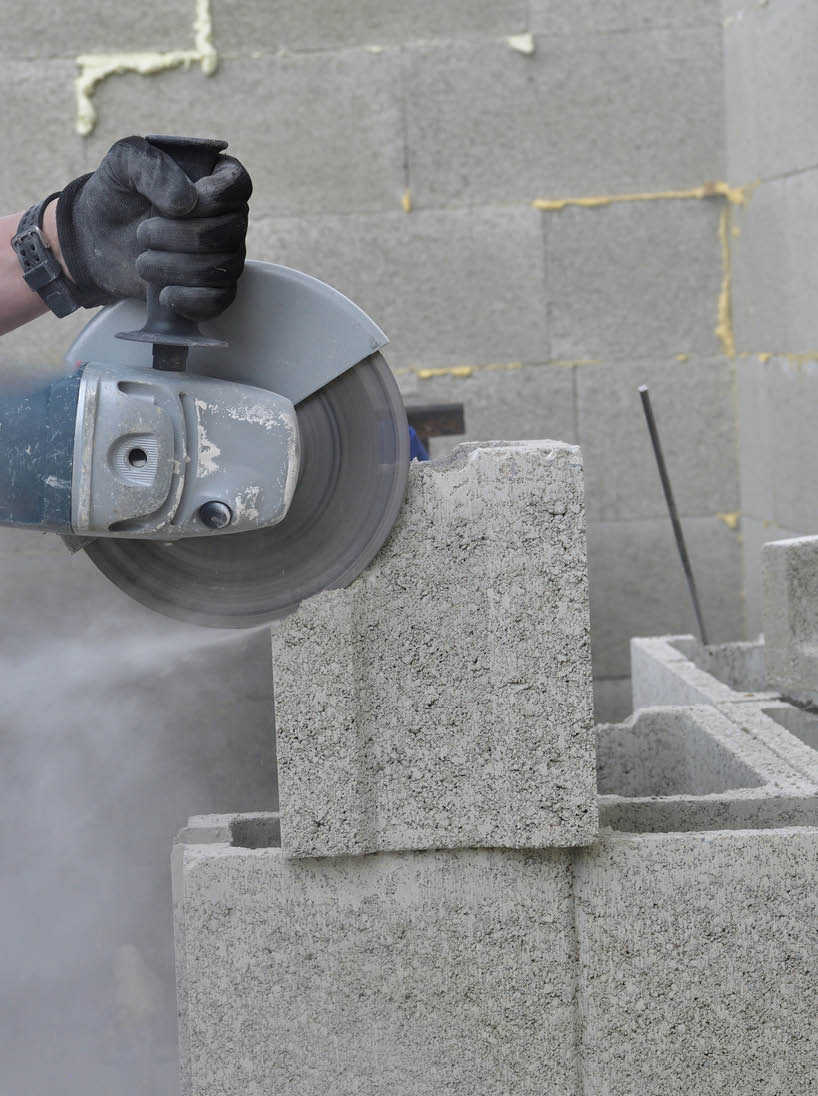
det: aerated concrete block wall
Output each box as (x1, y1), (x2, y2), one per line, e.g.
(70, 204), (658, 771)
(725, 0), (818, 635)
(1, 0), (743, 724)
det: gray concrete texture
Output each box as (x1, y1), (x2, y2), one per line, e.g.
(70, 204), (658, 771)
(762, 535), (818, 700)
(741, 514), (801, 638)
(403, 29), (724, 208)
(735, 353), (818, 532)
(212, 0), (528, 52)
(0, 0), (199, 59)
(724, 0), (818, 183)
(577, 355), (738, 522)
(174, 838), (579, 1096)
(545, 198), (725, 361)
(574, 828), (818, 1095)
(532, 0), (722, 35)
(272, 442), (596, 858)
(587, 517), (744, 678)
(730, 174), (818, 355)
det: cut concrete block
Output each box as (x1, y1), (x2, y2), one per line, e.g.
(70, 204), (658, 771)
(404, 30), (724, 207)
(724, 0), (818, 181)
(401, 362), (577, 460)
(85, 52), (406, 218)
(574, 828), (818, 1095)
(213, 0), (528, 52)
(587, 517), (744, 679)
(630, 633), (818, 782)
(762, 535), (818, 700)
(173, 825), (579, 1096)
(273, 442), (595, 858)
(546, 198), (724, 361)
(247, 208), (548, 370)
(0, 61), (89, 214)
(597, 704), (816, 832)
(731, 174), (818, 356)
(0, 0), (195, 59)
(630, 635), (774, 711)
(531, 0), (721, 34)
(577, 356), (738, 522)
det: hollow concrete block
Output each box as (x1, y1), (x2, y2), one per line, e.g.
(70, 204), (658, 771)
(272, 441), (596, 858)
(574, 828), (818, 1095)
(173, 824), (579, 1096)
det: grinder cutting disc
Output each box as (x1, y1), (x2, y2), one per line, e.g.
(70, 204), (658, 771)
(81, 352), (408, 627)
(65, 262), (409, 628)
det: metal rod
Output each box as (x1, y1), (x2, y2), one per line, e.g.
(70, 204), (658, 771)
(638, 385), (709, 646)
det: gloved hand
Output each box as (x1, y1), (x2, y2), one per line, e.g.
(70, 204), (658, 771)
(55, 136), (252, 321)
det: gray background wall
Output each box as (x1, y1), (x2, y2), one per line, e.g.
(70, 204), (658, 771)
(0, 0), (806, 1092)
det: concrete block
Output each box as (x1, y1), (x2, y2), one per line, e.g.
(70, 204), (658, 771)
(735, 355), (775, 521)
(273, 442), (595, 858)
(531, 0), (721, 34)
(577, 356), (738, 522)
(0, 308), (90, 378)
(724, 0), (818, 181)
(718, 697), (818, 785)
(0, 0), (196, 59)
(0, 62), (89, 214)
(247, 208), (548, 370)
(546, 198), (724, 362)
(734, 354), (818, 532)
(593, 676), (633, 723)
(84, 52), (406, 218)
(402, 362), (577, 461)
(762, 535), (818, 699)
(731, 173), (818, 355)
(404, 30), (724, 208)
(630, 634), (774, 710)
(597, 703), (816, 832)
(574, 828), (818, 1095)
(174, 828), (579, 1096)
(587, 517), (744, 679)
(741, 516), (800, 639)
(213, 0), (528, 52)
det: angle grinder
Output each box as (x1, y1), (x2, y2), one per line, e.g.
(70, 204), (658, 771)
(0, 136), (409, 628)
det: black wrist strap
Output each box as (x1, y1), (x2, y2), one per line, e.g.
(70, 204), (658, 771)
(12, 195), (83, 318)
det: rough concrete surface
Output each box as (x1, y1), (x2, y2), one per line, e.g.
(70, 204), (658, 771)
(574, 828), (818, 1095)
(273, 442), (596, 858)
(403, 29), (724, 207)
(724, 0), (818, 182)
(742, 515), (802, 639)
(545, 198), (724, 361)
(531, 0), (721, 35)
(576, 355), (738, 522)
(587, 518), (744, 679)
(213, 0), (528, 53)
(174, 837), (579, 1096)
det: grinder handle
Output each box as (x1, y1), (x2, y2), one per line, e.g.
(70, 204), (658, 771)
(144, 135), (228, 370)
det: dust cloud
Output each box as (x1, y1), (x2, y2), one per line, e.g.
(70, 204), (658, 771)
(0, 529), (278, 1095)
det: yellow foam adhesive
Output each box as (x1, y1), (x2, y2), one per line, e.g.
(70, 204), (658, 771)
(676, 353), (690, 362)
(75, 0), (218, 136)
(416, 366), (474, 380)
(717, 512), (741, 531)
(395, 360), (595, 379)
(402, 190), (413, 213)
(758, 353), (772, 363)
(715, 206), (736, 359)
(532, 181), (751, 212)
(506, 33), (535, 55)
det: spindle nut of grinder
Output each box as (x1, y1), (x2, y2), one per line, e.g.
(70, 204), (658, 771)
(115, 135), (229, 372)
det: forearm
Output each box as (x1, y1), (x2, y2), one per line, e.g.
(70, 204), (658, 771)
(0, 203), (65, 336)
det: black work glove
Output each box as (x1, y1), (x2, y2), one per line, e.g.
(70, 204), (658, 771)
(55, 136), (252, 322)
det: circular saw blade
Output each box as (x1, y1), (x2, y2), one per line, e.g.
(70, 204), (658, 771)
(84, 353), (409, 628)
